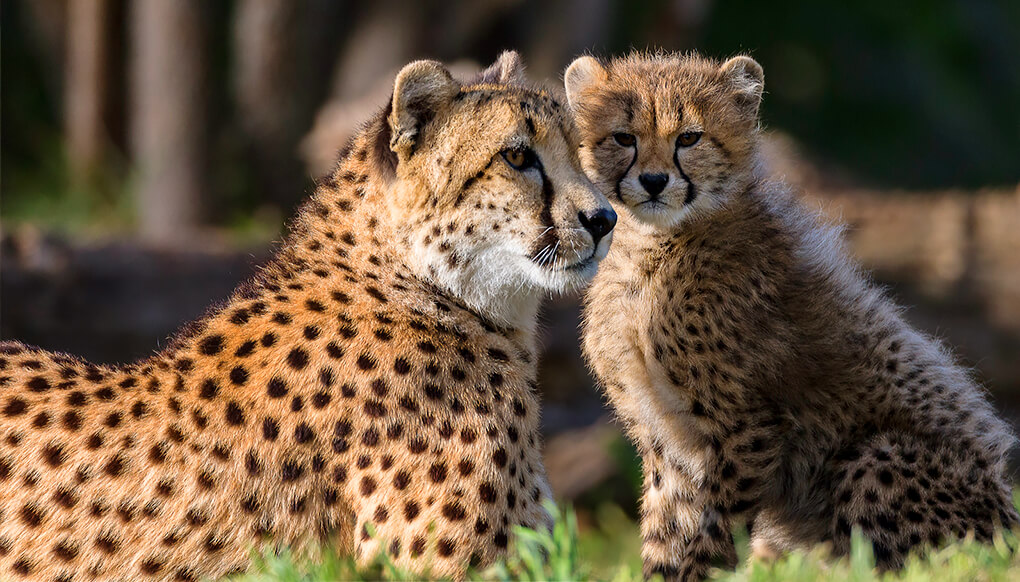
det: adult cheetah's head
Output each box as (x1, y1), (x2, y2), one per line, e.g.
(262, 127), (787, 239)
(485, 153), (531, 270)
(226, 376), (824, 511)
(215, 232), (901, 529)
(375, 52), (615, 328)
(564, 52), (764, 230)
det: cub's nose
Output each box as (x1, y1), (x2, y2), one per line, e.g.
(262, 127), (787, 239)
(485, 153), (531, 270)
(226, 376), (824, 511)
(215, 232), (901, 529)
(578, 208), (617, 246)
(639, 173), (669, 196)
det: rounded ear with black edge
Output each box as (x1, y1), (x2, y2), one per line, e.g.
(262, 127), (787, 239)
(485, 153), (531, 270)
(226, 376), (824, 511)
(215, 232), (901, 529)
(564, 55), (607, 110)
(389, 60), (460, 160)
(720, 55), (764, 121)
(474, 50), (526, 86)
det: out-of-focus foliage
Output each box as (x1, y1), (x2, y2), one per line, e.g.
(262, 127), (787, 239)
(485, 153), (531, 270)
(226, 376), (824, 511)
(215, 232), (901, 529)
(228, 499), (1020, 582)
(697, 0), (1020, 189)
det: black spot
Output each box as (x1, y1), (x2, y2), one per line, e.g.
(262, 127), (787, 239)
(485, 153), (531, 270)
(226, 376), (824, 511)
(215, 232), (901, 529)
(131, 401), (147, 418)
(2, 397), (27, 416)
(356, 354), (377, 371)
(267, 377), (288, 398)
(326, 342), (344, 359)
(492, 448), (508, 467)
(295, 424), (315, 444)
(364, 400), (386, 417)
(424, 383), (443, 400)
(63, 411), (83, 431)
(229, 308), (251, 324)
(281, 460), (305, 482)
(394, 470), (411, 490)
(312, 391), (331, 408)
(199, 379), (220, 399)
(494, 531), (509, 548)
(198, 335), (224, 356)
(287, 348), (309, 370)
(235, 340), (256, 357)
(229, 366), (249, 385)
(225, 402), (245, 425)
(263, 418), (280, 440)
(26, 376), (50, 392)
(429, 462), (448, 483)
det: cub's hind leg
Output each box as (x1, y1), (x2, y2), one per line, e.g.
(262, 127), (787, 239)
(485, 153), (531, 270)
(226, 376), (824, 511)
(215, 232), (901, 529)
(828, 432), (1017, 569)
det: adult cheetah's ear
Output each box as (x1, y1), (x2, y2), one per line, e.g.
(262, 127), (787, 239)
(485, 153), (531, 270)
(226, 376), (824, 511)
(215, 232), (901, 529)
(564, 56), (607, 110)
(720, 55), (764, 121)
(389, 60), (460, 160)
(474, 50), (526, 85)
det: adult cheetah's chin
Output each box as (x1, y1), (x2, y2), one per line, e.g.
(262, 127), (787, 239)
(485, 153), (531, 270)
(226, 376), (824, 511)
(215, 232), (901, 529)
(525, 253), (603, 294)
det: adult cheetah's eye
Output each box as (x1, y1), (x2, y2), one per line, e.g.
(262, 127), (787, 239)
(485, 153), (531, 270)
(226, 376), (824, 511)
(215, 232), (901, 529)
(676, 132), (702, 148)
(500, 147), (540, 171)
(613, 133), (636, 147)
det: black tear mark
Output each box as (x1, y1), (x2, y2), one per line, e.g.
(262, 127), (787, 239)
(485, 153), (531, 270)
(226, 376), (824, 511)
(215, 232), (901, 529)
(674, 151), (697, 205)
(537, 166), (555, 230)
(615, 144), (638, 202)
(530, 166), (559, 259)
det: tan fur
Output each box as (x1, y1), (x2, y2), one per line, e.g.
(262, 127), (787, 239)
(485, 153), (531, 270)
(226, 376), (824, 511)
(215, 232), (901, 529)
(568, 51), (1017, 581)
(0, 52), (614, 581)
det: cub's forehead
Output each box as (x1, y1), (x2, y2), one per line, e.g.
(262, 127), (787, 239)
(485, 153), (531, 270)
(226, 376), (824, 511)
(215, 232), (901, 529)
(580, 61), (720, 134)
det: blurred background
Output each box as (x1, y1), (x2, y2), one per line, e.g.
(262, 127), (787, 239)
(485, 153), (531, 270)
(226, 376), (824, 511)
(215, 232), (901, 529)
(1, 0), (1018, 565)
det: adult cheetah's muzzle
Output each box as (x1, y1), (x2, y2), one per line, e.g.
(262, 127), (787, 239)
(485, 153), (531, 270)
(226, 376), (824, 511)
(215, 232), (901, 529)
(578, 207), (617, 247)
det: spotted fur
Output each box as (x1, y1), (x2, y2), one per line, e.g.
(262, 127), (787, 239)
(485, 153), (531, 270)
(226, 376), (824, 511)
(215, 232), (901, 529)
(0, 52), (614, 581)
(568, 51), (1018, 581)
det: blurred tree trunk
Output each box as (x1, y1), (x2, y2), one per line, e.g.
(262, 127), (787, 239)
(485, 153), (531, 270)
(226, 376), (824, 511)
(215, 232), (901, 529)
(130, 0), (206, 243)
(233, 0), (302, 211)
(65, 0), (112, 177)
(330, 0), (423, 103)
(527, 0), (610, 80)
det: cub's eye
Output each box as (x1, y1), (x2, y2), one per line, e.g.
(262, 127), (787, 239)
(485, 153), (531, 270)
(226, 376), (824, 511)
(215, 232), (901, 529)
(676, 132), (702, 148)
(501, 147), (539, 171)
(613, 133), (637, 147)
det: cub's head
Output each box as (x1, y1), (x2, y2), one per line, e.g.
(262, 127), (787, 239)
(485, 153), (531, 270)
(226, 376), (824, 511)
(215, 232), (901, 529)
(374, 52), (615, 327)
(564, 52), (764, 229)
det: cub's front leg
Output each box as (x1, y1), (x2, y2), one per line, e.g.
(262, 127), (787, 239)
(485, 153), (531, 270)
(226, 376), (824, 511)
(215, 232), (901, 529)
(638, 447), (702, 580)
(671, 410), (784, 582)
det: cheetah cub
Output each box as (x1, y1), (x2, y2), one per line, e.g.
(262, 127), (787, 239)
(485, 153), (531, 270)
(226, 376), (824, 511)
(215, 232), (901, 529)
(0, 52), (616, 582)
(567, 52), (1017, 581)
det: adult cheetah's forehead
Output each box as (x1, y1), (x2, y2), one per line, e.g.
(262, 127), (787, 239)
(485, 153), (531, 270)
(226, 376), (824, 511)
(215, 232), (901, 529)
(453, 86), (569, 133)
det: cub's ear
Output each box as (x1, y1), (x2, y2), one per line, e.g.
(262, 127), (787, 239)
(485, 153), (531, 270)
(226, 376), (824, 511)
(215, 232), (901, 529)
(474, 50), (526, 85)
(389, 60), (460, 159)
(720, 55), (764, 120)
(564, 56), (607, 109)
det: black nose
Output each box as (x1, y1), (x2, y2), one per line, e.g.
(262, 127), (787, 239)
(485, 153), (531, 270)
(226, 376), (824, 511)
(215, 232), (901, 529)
(639, 173), (669, 196)
(578, 208), (617, 246)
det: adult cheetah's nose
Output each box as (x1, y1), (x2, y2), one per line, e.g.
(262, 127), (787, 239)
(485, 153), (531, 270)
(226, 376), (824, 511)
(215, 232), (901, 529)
(578, 207), (617, 246)
(639, 173), (669, 196)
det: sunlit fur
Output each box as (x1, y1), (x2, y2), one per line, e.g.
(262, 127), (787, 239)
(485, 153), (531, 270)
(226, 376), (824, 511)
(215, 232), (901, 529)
(570, 52), (1017, 582)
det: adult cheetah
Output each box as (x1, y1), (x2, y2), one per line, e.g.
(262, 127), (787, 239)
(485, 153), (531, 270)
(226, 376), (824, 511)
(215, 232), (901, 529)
(566, 51), (1017, 581)
(0, 51), (616, 581)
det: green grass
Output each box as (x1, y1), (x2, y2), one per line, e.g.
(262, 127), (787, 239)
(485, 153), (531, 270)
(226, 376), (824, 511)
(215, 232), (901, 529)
(228, 500), (1020, 582)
